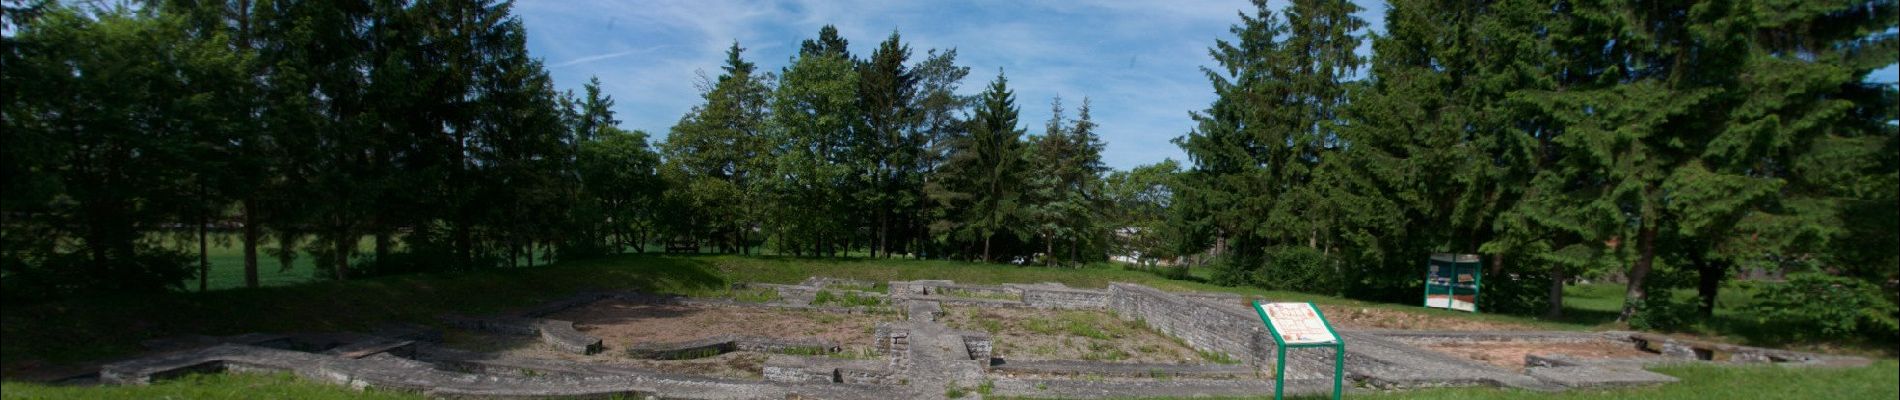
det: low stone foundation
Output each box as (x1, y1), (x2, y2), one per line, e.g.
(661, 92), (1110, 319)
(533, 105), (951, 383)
(625, 335), (842, 359)
(89, 277), (1869, 399)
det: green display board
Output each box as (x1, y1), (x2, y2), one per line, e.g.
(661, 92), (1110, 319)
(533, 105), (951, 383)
(1423, 253), (1481, 313)
(1252, 301), (1344, 400)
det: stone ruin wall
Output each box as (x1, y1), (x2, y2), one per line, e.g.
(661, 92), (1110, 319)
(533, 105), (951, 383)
(1104, 283), (1337, 378)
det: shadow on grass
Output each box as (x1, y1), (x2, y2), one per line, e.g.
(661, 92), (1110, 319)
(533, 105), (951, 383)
(1, 254), (729, 368)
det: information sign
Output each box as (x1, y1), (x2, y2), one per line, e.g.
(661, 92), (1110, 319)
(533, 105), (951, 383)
(1258, 302), (1338, 345)
(1252, 301), (1344, 400)
(1423, 253), (1481, 312)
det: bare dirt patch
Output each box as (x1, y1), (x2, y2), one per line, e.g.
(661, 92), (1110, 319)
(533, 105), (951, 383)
(940, 307), (1206, 364)
(440, 302), (896, 380)
(1317, 306), (1537, 331)
(1416, 340), (1660, 371)
(549, 302), (896, 352)
(440, 330), (770, 379)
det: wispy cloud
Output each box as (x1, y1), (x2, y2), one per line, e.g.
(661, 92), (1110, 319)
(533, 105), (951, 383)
(551, 45), (670, 68)
(517, 0), (1390, 169)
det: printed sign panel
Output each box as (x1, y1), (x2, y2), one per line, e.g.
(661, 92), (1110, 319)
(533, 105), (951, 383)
(1256, 302), (1337, 345)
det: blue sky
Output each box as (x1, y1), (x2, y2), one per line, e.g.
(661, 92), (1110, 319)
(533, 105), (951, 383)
(516, 1), (1896, 171)
(516, 0), (1382, 170)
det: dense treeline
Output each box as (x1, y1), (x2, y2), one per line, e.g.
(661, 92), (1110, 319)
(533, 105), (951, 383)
(3, 0), (603, 297)
(2, 0), (1895, 340)
(1167, 0), (1896, 335)
(0, 1), (1114, 300)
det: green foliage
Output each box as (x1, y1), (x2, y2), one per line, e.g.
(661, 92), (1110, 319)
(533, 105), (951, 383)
(661, 42), (773, 255)
(1207, 256), (1256, 288)
(772, 346), (831, 356)
(811, 290), (884, 307)
(725, 287), (781, 303)
(944, 382), (967, 398)
(976, 319), (1003, 334)
(1024, 97), (1112, 266)
(1080, 341), (1129, 361)
(1626, 295), (1699, 332)
(1745, 274), (1900, 341)
(661, 347), (723, 360)
(766, 34), (859, 256)
(0, 372), (422, 400)
(928, 70), (1029, 262)
(1106, 160), (1183, 265)
(1253, 246), (1342, 297)
(1198, 349), (1241, 365)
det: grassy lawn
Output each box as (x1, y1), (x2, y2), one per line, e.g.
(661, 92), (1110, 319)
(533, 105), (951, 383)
(154, 232), (328, 290)
(2, 254), (1892, 398)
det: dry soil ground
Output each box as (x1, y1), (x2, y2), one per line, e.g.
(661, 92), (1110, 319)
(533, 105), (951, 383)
(940, 306), (1207, 364)
(442, 302), (899, 379)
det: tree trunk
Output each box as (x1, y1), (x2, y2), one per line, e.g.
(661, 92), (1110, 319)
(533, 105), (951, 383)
(374, 232), (390, 265)
(1046, 234), (1055, 267)
(1695, 257), (1725, 317)
(455, 224), (471, 268)
(198, 211), (209, 292)
(983, 233), (993, 263)
(1545, 268), (1566, 319)
(635, 229), (647, 253)
(242, 198), (260, 288)
(276, 232), (296, 272)
(332, 234), (350, 281)
(1618, 226), (1658, 322)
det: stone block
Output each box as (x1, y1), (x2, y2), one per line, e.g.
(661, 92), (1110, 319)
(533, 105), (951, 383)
(534, 319), (603, 355)
(1528, 366), (1677, 388)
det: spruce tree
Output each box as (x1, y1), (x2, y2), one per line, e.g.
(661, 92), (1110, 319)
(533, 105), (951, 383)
(929, 71), (1026, 262)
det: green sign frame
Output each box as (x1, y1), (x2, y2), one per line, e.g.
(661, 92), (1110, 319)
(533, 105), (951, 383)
(1252, 301), (1345, 400)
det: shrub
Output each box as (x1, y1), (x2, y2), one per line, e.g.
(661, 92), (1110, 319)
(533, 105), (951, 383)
(1745, 274), (1900, 341)
(1207, 255), (1257, 287)
(1627, 294), (1697, 331)
(1, 247), (194, 300)
(1256, 246), (1343, 296)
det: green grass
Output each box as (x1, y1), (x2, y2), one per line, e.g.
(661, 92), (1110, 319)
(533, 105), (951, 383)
(945, 381), (969, 398)
(0, 372), (423, 400)
(724, 286), (782, 303)
(937, 287), (1024, 301)
(812, 289), (885, 307)
(829, 281), (889, 293)
(155, 232), (336, 290)
(1298, 360), (1900, 400)
(985, 360), (1899, 400)
(1556, 282), (1888, 356)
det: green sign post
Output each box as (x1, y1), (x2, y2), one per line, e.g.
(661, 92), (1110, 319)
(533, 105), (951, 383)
(1422, 253), (1481, 313)
(1252, 301), (1345, 400)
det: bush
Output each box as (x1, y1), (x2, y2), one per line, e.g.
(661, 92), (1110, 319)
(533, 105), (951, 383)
(1627, 294), (1698, 331)
(1473, 270), (1549, 315)
(1255, 246), (1344, 296)
(1207, 255), (1257, 287)
(2, 246), (194, 300)
(1745, 274), (1900, 341)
